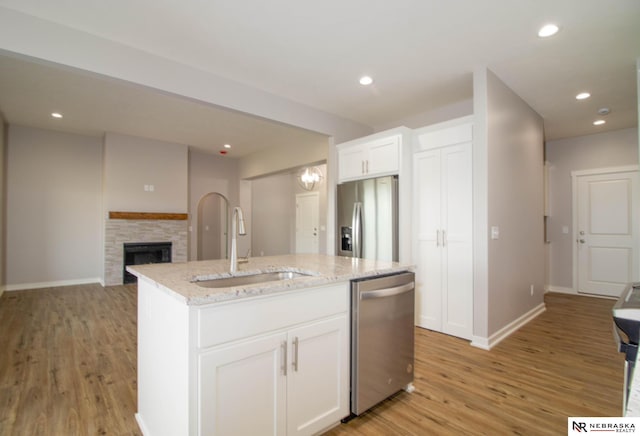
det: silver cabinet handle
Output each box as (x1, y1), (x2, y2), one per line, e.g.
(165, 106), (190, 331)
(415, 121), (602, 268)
(361, 160), (365, 175)
(282, 341), (288, 376)
(366, 160), (369, 174)
(442, 230), (447, 247)
(292, 337), (299, 372)
(436, 230), (440, 247)
(360, 282), (415, 300)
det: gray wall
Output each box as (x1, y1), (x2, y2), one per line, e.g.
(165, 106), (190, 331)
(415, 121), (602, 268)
(239, 138), (329, 180)
(473, 68), (545, 340)
(6, 125), (103, 288)
(486, 70), (545, 336)
(188, 150), (239, 261)
(545, 127), (639, 290)
(103, 132), (188, 214)
(374, 98), (473, 132)
(250, 164), (327, 257)
(0, 116), (6, 294)
(251, 173), (294, 256)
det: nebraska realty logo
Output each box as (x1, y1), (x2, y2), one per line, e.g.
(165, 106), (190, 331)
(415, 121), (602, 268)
(568, 417), (640, 434)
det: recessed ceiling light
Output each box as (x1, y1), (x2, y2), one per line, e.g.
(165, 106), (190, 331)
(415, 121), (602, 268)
(359, 76), (373, 86)
(51, 112), (63, 118)
(538, 24), (559, 38)
(224, 144), (231, 149)
(593, 120), (606, 126)
(576, 92), (591, 100)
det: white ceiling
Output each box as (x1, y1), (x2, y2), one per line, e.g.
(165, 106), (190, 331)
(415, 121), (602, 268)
(0, 54), (329, 157)
(0, 0), (638, 155)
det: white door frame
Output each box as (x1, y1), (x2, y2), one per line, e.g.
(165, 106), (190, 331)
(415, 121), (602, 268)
(571, 165), (639, 294)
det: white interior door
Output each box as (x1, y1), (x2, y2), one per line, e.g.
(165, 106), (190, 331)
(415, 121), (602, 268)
(296, 192), (319, 254)
(575, 168), (639, 297)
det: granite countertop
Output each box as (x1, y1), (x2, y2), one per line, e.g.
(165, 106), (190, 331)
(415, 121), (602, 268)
(127, 253), (413, 305)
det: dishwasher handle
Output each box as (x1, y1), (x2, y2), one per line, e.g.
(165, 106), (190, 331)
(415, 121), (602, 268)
(360, 282), (414, 300)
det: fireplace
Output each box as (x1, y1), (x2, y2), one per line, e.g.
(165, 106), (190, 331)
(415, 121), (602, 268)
(123, 242), (172, 284)
(105, 213), (187, 286)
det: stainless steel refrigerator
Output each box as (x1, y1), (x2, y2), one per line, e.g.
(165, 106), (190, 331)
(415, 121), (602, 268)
(337, 175), (398, 262)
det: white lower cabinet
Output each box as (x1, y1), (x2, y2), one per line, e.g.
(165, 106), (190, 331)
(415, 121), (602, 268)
(199, 332), (287, 435)
(286, 316), (348, 435)
(198, 315), (348, 436)
(136, 280), (350, 436)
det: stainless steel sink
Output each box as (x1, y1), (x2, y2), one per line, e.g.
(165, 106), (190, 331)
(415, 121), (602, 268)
(193, 271), (312, 288)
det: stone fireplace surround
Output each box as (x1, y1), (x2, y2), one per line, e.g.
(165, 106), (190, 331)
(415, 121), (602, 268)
(104, 212), (188, 286)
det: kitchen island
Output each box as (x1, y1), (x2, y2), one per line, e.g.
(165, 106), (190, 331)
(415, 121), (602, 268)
(128, 254), (411, 436)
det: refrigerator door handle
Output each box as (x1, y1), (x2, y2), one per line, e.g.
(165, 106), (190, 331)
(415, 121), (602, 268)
(352, 202), (363, 258)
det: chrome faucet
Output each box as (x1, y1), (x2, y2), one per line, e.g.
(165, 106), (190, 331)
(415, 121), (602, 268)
(230, 206), (247, 273)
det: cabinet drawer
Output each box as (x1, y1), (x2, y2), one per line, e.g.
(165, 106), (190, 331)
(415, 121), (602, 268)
(197, 282), (349, 349)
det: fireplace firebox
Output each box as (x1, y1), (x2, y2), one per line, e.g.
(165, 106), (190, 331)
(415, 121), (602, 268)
(123, 242), (172, 284)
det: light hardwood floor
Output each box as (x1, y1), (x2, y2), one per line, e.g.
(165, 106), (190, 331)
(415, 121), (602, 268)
(0, 286), (625, 435)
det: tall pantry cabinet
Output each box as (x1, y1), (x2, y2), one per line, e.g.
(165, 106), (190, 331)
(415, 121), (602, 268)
(413, 118), (473, 340)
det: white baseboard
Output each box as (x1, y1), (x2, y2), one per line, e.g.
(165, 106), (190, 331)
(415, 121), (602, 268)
(545, 285), (576, 295)
(135, 413), (149, 436)
(545, 285), (617, 300)
(470, 302), (547, 350)
(4, 277), (103, 291)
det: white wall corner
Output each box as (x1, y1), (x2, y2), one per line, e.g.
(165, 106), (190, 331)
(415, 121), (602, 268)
(326, 137), (337, 255)
(471, 66), (490, 340)
(637, 58), (640, 164)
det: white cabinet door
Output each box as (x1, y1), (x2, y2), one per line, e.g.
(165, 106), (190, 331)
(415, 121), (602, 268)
(414, 149), (443, 331)
(338, 145), (366, 181)
(199, 332), (287, 436)
(367, 136), (400, 176)
(337, 135), (400, 182)
(414, 142), (473, 340)
(287, 315), (349, 436)
(440, 144), (473, 339)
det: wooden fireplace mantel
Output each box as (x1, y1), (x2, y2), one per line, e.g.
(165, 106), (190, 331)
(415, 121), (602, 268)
(109, 211), (189, 221)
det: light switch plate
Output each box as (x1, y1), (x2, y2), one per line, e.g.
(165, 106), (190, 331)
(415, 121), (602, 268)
(491, 226), (500, 240)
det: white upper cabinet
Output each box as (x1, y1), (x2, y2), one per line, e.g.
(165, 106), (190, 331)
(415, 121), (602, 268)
(337, 131), (404, 183)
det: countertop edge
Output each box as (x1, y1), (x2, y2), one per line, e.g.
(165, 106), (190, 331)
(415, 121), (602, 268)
(128, 255), (413, 306)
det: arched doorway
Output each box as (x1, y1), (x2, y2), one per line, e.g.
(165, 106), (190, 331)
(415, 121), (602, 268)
(197, 192), (229, 260)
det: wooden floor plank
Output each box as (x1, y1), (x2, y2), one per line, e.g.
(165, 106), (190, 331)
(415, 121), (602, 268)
(0, 287), (625, 435)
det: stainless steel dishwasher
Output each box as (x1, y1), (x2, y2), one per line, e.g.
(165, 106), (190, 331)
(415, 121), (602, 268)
(349, 271), (415, 416)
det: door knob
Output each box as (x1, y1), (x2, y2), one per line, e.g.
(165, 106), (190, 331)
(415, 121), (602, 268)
(578, 239), (585, 244)
(579, 230), (585, 235)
